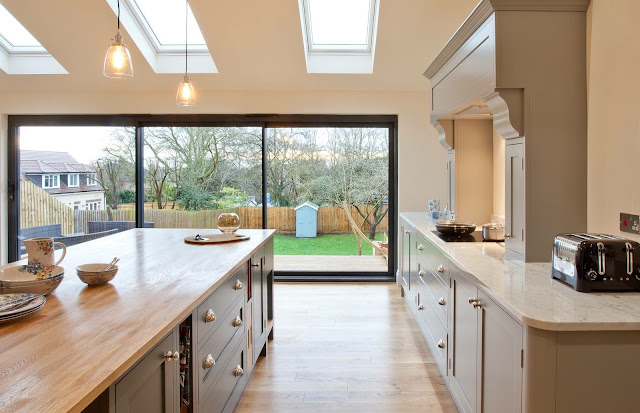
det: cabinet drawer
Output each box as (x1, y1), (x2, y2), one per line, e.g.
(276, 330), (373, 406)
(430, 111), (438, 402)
(416, 236), (450, 285)
(416, 289), (448, 375)
(197, 265), (247, 344)
(416, 260), (448, 328)
(198, 296), (245, 395)
(200, 334), (246, 413)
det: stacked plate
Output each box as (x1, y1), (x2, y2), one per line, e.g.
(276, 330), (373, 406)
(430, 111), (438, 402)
(0, 265), (64, 296)
(0, 293), (46, 323)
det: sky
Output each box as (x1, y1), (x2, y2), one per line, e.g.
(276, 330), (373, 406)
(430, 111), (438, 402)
(19, 126), (119, 164)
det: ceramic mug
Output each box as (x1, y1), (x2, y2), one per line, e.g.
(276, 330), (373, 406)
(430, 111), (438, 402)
(23, 237), (66, 267)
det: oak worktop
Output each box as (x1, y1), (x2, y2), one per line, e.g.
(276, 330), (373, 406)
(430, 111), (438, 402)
(0, 228), (275, 413)
(402, 212), (640, 331)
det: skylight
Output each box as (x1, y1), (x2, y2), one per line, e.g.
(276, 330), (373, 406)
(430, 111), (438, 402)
(131, 0), (206, 47)
(307, 0), (371, 51)
(0, 4), (67, 74)
(106, 0), (216, 74)
(0, 4), (42, 48)
(298, 0), (380, 74)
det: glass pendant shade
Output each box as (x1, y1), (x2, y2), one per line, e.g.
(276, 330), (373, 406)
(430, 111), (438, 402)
(103, 31), (133, 78)
(176, 75), (197, 106)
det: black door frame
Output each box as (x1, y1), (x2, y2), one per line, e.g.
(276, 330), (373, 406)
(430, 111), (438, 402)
(7, 114), (398, 282)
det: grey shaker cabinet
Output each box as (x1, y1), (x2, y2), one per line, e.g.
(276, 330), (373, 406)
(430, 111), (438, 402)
(401, 225), (411, 293)
(400, 219), (523, 413)
(449, 268), (478, 413)
(115, 328), (179, 413)
(448, 267), (524, 413)
(477, 289), (523, 413)
(505, 142), (525, 258)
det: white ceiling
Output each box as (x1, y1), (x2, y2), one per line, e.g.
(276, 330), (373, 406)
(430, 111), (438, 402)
(0, 0), (478, 94)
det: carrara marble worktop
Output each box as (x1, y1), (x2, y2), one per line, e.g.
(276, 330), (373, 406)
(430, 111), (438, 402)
(0, 228), (275, 413)
(402, 212), (640, 331)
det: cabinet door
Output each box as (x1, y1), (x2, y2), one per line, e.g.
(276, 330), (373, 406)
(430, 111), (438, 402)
(401, 225), (411, 291)
(251, 247), (266, 362)
(447, 150), (456, 212)
(115, 329), (178, 413)
(505, 143), (525, 256)
(477, 290), (523, 413)
(449, 269), (478, 413)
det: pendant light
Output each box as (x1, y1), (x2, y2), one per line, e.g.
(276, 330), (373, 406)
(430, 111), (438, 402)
(104, 0), (133, 78)
(176, 0), (196, 106)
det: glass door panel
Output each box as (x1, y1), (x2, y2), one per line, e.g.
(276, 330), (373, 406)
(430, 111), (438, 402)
(142, 126), (263, 231)
(17, 126), (135, 257)
(266, 127), (389, 274)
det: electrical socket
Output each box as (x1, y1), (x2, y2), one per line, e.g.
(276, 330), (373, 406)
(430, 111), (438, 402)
(620, 213), (640, 235)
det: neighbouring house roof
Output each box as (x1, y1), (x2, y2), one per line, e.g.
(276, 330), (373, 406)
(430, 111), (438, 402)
(20, 150), (103, 195)
(20, 150), (96, 174)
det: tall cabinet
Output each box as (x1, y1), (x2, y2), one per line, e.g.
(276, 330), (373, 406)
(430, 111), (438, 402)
(425, 0), (590, 261)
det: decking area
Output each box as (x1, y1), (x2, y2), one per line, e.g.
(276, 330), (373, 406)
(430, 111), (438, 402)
(275, 255), (388, 273)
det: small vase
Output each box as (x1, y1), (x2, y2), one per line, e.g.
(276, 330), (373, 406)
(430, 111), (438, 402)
(217, 212), (240, 234)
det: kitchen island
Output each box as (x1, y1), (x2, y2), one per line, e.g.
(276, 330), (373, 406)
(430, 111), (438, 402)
(0, 228), (275, 413)
(401, 212), (640, 413)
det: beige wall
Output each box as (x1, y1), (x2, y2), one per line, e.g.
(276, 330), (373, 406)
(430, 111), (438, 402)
(587, 0), (640, 242)
(492, 127), (505, 221)
(0, 90), (447, 262)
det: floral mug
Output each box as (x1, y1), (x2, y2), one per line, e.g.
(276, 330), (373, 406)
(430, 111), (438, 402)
(23, 237), (66, 268)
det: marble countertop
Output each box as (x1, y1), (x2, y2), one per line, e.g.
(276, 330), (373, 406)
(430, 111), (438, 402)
(402, 212), (640, 331)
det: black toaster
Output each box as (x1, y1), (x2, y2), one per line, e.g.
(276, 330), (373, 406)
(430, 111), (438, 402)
(552, 233), (640, 292)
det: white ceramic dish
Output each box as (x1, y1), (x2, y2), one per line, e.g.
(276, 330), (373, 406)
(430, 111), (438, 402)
(76, 264), (118, 286)
(0, 274), (64, 295)
(0, 265), (64, 282)
(0, 304), (45, 323)
(0, 293), (46, 317)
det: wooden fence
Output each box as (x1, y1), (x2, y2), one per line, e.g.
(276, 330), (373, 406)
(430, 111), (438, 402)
(237, 206), (388, 234)
(73, 207), (240, 233)
(20, 185), (387, 235)
(20, 180), (74, 234)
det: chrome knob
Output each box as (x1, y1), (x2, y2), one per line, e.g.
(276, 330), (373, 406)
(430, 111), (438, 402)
(165, 351), (179, 361)
(203, 354), (216, 369)
(418, 270), (425, 277)
(232, 316), (243, 327)
(417, 244), (424, 251)
(438, 297), (445, 306)
(251, 263), (260, 268)
(204, 309), (216, 323)
(418, 304), (424, 310)
(468, 297), (477, 304)
(437, 265), (445, 273)
(504, 233), (512, 238)
(473, 301), (482, 309)
(404, 230), (410, 234)
(586, 270), (598, 281)
(437, 339), (445, 349)
(233, 280), (243, 290)
(233, 365), (244, 377)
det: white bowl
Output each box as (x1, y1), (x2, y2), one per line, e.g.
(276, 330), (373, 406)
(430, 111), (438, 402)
(76, 264), (118, 286)
(0, 274), (63, 295)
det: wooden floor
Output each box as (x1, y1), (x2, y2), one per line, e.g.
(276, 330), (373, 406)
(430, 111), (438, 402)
(275, 255), (388, 272)
(236, 283), (457, 413)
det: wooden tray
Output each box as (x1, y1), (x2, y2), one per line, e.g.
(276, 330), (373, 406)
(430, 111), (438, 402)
(184, 233), (250, 245)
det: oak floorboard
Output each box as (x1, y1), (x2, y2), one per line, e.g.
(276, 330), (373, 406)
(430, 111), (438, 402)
(236, 283), (456, 413)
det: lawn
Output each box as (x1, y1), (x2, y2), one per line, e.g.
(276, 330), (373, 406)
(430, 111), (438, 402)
(274, 233), (385, 256)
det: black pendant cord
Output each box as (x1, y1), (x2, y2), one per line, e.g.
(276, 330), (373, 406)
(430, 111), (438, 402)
(185, 0), (188, 75)
(117, 0), (120, 30)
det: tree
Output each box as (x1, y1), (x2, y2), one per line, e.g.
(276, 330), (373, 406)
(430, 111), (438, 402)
(327, 128), (389, 238)
(94, 157), (131, 210)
